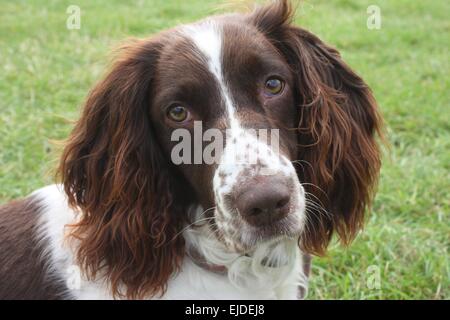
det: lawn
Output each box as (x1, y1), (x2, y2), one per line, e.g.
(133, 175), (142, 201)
(0, 0), (448, 299)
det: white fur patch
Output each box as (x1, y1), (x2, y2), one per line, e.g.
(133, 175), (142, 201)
(183, 20), (240, 131)
(35, 185), (112, 300)
(183, 207), (308, 299)
(183, 20), (306, 253)
(27, 21), (308, 301)
(33, 185), (306, 299)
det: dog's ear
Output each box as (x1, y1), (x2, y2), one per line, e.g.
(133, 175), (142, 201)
(249, 0), (382, 255)
(59, 39), (185, 298)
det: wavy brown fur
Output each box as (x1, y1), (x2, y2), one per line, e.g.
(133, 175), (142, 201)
(58, 39), (186, 299)
(249, 0), (382, 255)
(58, 0), (382, 299)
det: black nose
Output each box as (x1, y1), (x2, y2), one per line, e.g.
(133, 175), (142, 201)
(236, 176), (291, 226)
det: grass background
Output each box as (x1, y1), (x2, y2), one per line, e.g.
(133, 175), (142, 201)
(0, 0), (448, 299)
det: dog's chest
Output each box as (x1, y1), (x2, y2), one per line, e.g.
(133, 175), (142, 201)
(161, 259), (300, 300)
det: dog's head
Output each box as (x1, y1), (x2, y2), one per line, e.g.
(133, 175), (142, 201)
(60, 0), (382, 298)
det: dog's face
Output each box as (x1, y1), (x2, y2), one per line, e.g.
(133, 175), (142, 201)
(60, 0), (382, 298)
(150, 18), (304, 252)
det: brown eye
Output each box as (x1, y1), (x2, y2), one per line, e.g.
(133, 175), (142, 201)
(167, 104), (189, 122)
(264, 78), (284, 96)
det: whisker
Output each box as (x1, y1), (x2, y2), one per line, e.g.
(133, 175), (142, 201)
(304, 191), (327, 210)
(301, 182), (328, 199)
(305, 199), (332, 220)
(195, 206), (216, 220)
(291, 160), (306, 174)
(291, 159), (314, 173)
(169, 216), (216, 243)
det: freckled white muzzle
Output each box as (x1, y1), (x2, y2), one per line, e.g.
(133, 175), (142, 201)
(212, 127), (306, 253)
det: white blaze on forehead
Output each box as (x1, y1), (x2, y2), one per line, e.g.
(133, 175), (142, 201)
(182, 20), (292, 177)
(182, 21), (305, 254)
(182, 21), (240, 132)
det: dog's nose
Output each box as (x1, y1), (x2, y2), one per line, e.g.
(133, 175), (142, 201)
(236, 176), (291, 226)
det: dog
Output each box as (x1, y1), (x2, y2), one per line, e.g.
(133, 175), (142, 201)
(0, 0), (382, 299)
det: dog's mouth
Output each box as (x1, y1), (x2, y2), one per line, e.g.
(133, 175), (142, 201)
(211, 203), (305, 253)
(240, 213), (304, 251)
(245, 214), (303, 241)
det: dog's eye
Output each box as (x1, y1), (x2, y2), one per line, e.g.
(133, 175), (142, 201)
(167, 104), (189, 122)
(264, 78), (284, 96)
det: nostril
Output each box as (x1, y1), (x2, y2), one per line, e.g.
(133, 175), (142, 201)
(276, 197), (289, 210)
(235, 176), (292, 226)
(250, 208), (263, 216)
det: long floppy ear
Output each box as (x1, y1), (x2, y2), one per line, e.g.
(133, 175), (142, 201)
(58, 39), (186, 298)
(250, 1), (382, 255)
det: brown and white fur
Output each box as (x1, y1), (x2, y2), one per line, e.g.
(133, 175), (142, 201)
(0, 0), (382, 300)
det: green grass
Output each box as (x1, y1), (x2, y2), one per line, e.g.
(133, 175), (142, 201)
(0, 0), (448, 299)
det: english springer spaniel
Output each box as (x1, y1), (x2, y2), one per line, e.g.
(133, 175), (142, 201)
(0, 0), (382, 299)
